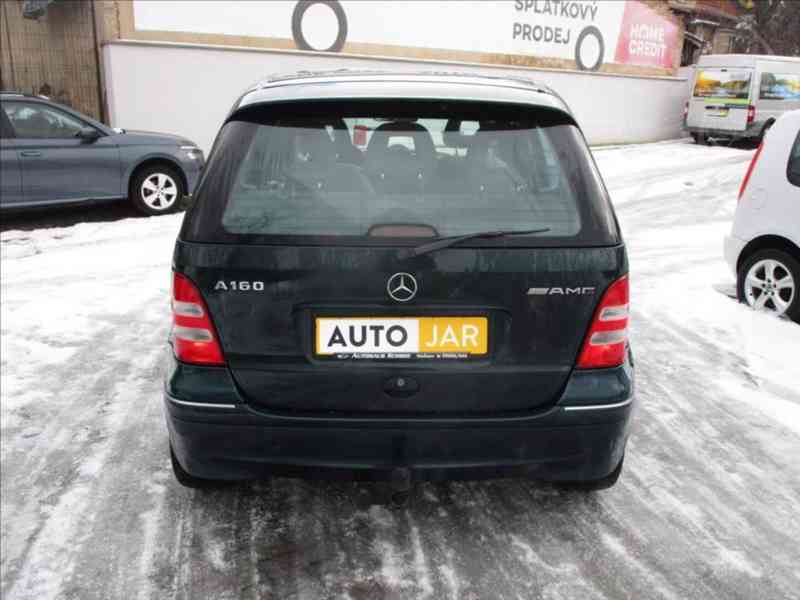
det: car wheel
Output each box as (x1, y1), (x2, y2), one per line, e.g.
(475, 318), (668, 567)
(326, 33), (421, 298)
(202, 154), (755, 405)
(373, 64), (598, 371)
(737, 249), (800, 323)
(692, 132), (709, 145)
(553, 455), (624, 492)
(130, 165), (184, 216)
(170, 444), (227, 489)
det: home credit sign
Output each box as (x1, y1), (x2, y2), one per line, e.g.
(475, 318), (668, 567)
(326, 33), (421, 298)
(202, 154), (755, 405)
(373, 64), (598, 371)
(133, 0), (679, 73)
(614, 0), (679, 69)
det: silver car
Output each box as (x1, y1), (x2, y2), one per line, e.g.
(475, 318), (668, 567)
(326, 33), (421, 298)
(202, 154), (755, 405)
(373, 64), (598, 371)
(0, 93), (203, 215)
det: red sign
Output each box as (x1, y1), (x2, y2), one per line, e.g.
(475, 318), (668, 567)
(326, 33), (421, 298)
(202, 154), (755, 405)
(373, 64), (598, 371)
(353, 124), (369, 147)
(614, 1), (679, 69)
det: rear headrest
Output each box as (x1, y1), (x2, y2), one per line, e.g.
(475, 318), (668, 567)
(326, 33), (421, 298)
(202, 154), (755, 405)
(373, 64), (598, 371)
(293, 128), (335, 166)
(328, 119), (351, 145)
(442, 119), (475, 148)
(466, 130), (494, 162)
(328, 118), (363, 163)
(366, 121), (436, 165)
(466, 130), (517, 170)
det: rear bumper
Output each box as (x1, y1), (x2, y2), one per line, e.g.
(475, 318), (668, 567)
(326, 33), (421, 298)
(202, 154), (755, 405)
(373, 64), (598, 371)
(167, 413), (631, 482)
(724, 234), (746, 277)
(164, 354), (635, 482)
(686, 121), (762, 140)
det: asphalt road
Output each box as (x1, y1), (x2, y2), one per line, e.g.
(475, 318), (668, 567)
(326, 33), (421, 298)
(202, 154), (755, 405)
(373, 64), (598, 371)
(2, 140), (799, 600)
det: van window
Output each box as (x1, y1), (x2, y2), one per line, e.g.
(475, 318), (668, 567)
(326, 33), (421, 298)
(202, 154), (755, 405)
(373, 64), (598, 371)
(184, 101), (619, 247)
(759, 73), (800, 101)
(788, 133), (800, 188)
(693, 69), (752, 100)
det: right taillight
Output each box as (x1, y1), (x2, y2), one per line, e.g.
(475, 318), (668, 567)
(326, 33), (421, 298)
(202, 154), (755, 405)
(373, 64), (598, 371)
(738, 143), (763, 201)
(683, 101), (689, 122)
(577, 276), (629, 369)
(171, 272), (225, 366)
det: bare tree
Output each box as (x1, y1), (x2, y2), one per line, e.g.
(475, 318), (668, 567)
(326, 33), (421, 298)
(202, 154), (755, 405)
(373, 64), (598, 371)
(733, 0), (800, 56)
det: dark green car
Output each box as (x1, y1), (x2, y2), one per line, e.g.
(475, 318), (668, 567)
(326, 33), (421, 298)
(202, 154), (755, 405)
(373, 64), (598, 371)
(165, 71), (634, 492)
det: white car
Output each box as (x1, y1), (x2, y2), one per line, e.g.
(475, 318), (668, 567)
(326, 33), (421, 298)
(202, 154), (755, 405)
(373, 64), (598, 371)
(725, 110), (800, 322)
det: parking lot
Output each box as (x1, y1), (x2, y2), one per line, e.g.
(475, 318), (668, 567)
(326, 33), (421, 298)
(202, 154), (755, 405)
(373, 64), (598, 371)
(2, 140), (799, 600)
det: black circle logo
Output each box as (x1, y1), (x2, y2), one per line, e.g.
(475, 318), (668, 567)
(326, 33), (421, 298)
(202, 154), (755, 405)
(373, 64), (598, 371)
(291, 0), (348, 53)
(575, 26), (605, 71)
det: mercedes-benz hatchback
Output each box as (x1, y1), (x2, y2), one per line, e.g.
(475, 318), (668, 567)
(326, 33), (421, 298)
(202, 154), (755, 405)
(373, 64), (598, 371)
(165, 71), (634, 492)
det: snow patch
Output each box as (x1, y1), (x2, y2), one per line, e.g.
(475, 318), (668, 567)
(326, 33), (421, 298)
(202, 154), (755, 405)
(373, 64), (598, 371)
(409, 522), (433, 598)
(715, 546), (763, 579)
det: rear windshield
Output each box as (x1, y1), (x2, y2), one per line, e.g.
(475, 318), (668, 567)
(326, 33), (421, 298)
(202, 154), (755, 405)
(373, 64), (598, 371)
(693, 69), (752, 100)
(183, 101), (619, 247)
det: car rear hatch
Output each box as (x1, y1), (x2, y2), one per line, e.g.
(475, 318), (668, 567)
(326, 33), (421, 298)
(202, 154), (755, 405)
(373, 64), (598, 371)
(176, 96), (625, 417)
(688, 67), (754, 132)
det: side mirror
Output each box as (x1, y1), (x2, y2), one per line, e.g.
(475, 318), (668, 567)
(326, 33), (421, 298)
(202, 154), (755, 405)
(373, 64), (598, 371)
(76, 127), (101, 143)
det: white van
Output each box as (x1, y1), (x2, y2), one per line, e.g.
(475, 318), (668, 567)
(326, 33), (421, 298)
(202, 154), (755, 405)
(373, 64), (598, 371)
(685, 54), (800, 144)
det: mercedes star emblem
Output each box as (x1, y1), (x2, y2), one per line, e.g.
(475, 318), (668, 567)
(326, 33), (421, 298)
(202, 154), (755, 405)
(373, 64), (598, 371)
(387, 272), (418, 302)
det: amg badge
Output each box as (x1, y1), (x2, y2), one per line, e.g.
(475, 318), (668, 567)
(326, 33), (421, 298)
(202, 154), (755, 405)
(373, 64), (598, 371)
(527, 287), (596, 296)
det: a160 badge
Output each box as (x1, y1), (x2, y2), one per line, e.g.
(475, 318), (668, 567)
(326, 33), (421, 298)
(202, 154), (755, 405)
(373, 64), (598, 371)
(316, 317), (488, 356)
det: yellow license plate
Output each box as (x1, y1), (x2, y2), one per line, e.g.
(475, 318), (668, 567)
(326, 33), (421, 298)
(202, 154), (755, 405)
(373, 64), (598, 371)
(316, 317), (488, 357)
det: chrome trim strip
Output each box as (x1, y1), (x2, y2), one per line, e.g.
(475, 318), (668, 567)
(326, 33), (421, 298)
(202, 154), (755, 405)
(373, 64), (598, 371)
(589, 329), (628, 345)
(561, 398), (634, 412)
(173, 300), (204, 317)
(599, 305), (629, 321)
(172, 325), (214, 342)
(168, 397), (237, 410)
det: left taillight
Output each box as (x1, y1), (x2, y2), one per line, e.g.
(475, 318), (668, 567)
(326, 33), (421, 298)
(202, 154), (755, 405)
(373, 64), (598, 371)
(747, 105), (756, 125)
(171, 272), (225, 366)
(683, 101), (689, 122)
(738, 142), (763, 201)
(577, 276), (629, 370)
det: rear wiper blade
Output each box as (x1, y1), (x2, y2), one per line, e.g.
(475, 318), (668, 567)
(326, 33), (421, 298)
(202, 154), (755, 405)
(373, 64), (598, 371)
(407, 228), (551, 258)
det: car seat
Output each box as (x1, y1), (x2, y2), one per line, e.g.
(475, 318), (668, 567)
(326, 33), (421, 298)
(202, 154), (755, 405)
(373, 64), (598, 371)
(364, 121), (437, 195)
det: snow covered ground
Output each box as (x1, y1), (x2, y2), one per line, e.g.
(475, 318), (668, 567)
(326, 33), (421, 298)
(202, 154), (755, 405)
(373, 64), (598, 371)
(2, 140), (799, 599)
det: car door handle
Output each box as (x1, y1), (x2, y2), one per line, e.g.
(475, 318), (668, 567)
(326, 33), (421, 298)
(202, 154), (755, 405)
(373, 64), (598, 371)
(20, 150), (42, 158)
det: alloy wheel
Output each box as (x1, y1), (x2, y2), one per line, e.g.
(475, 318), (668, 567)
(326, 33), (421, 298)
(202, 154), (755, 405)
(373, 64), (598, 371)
(744, 258), (795, 316)
(141, 173), (179, 211)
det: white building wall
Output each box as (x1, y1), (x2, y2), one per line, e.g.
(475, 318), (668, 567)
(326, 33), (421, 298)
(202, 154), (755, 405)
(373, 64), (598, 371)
(104, 41), (693, 153)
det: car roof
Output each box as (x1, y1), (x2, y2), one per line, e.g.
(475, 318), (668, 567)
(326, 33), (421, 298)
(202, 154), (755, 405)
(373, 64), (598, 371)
(232, 70), (572, 117)
(697, 54), (800, 66)
(0, 92), (46, 100)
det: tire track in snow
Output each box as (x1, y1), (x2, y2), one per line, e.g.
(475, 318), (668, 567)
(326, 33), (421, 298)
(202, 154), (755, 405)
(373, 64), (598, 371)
(618, 327), (800, 600)
(602, 152), (750, 195)
(1, 244), (172, 599)
(1, 332), (151, 595)
(3, 326), (168, 600)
